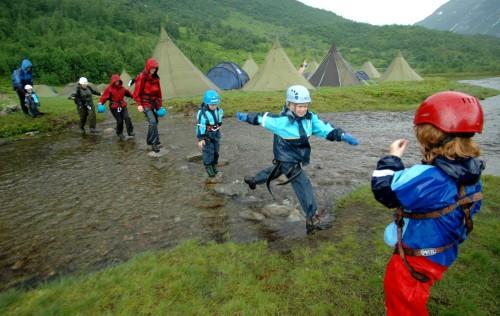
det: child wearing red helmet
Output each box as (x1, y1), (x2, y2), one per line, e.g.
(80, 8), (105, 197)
(371, 91), (485, 316)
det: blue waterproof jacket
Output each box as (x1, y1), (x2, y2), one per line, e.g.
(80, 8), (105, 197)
(372, 155), (484, 267)
(245, 108), (344, 165)
(12, 59), (33, 90)
(196, 104), (224, 140)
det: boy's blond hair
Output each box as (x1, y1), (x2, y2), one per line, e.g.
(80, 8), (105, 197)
(415, 124), (480, 163)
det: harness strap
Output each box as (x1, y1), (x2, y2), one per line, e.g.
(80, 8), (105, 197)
(394, 185), (482, 282)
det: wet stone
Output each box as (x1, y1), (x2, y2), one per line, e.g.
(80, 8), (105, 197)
(239, 210), (265, 222)
(186, 152), (202, 162)
(213, 183), (247, 197)
(261, 203), (293, 217)
(148, 149), (169, 157)
(286, 208), (306, 222)
(103, 128), (115, 134)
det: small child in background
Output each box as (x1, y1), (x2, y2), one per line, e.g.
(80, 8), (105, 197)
(371, 91), (485, 316)
(196, 90), (224, 177)
(23, 84), (43, 118)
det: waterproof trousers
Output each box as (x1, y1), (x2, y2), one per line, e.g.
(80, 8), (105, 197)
(253, 162), (317, 218)
(15, 88), (29, 115)
(384, 254), (447, 316)
(110, 107), (134, 136)
(78, 106), (96, 130)
(143, 108), (160, 145)
(202, 137), (220, 166)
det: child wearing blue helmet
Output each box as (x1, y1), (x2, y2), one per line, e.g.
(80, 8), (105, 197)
(236, 85), (359, 234)
(197, 90), (224, 177)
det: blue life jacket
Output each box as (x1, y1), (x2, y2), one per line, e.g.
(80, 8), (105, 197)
(196, 104), (224, 140)
(247, 107), (343, 165)
(372, 156), (484, 267)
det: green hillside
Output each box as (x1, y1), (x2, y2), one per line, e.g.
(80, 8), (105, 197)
(1, 0), (500, 85)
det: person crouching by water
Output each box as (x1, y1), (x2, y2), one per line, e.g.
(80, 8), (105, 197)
(133, 58), (165, 153)
(196, 90), (224, 177)
(371, 91), (484, 316)
(98, 74), (134, 140)
(23, 85), (43, 117)
(236, 85), (359, 234)
(69, 77), (101, 134)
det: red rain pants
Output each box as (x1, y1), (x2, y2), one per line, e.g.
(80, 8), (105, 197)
(384, 254), (447, 316)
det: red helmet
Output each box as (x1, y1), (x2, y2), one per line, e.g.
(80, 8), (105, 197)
(414, 91), (483, 133)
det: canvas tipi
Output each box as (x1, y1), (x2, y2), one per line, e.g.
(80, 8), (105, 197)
(242, 56), (258, 79)
(360, 61), (381, 79)
(309, 44), (361, 87)
(244, 41), (314, 91)
(152, 28), (218, 98)
(380, 50), (423, 82)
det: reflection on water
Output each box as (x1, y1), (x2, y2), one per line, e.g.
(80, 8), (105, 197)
(1, 80), (498, 290)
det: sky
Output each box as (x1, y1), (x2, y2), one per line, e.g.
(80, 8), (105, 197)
(296, 0), (450, 26)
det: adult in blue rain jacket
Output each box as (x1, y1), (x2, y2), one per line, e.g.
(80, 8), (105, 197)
(236, 85), (359, 234)
(11, 59), (33, 115)
(196, 90), (224, 177)
(371, 91), (484, 316)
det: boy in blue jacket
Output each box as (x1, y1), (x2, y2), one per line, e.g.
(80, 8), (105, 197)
(371, 91), (484, 316)
(236, 85), (358, 234)
(197, 90), (224, 177)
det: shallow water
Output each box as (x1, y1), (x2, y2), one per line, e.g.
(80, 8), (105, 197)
(0, 78), (498, 290)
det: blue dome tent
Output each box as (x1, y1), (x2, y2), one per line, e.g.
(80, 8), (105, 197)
(207, 62), (249, 90)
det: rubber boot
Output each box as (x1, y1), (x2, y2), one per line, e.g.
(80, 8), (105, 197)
(244, 176), (257, 190)
(206, 165), (216, 177)
(306, 208), (332, 235)
(212, 164), (218, 174)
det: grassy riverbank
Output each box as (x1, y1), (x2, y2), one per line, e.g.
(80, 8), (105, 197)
(0, 175), (498, 315)
(1, 78), (498, 139)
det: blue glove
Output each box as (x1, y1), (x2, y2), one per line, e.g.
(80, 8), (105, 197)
(341, 133), (359, 146)
(236, 112), (248, 122)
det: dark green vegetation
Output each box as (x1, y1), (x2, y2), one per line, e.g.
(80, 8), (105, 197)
(1, 0), (500, 85)
(0, 175), (498, 315)
(1, 78), (498, 139)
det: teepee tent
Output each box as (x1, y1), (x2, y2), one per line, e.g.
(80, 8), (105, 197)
(33, 85), (57, 97)
(242, 56), (259, 79)
(120, 69), (132, 89)
(309, 44), (361, 87)
(303, 60), (319, 79)
(380, 50), (423, 82)
(361, 61), (381, 79)
(244, 41), (314, 91)
(152, 28), (218, 98)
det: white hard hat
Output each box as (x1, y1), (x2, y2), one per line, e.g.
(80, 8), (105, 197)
(24, 84), (33, 90)
(79, 77), (88, 85)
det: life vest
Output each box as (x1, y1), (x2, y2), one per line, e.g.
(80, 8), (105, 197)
(393, 185), (482, 282)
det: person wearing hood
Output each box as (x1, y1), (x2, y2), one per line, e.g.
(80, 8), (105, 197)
(133, 58), (165, 153)
(98, 74), (134, 140)
(236, 85), (359, 234)
(69, 77), (101, 134)
(11, 59), (33, 116)
(196, 90), (224, 177)
(371, 91), (485, 316)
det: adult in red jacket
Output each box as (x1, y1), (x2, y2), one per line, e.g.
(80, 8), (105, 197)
(133, 58), (164, 152)
(99, 74), (134, 139)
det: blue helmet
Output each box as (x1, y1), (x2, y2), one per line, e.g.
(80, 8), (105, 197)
(286, 85), (311, 104)
(156, 107), (167, 117)
(203, 90), (220, 106)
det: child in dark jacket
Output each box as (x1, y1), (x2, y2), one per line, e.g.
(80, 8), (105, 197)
(70, 77), (101, 134)
(98, 74), (134, 139)
(196, 90), (224, 177)
(236, 85), (359, 234)
(371, 91), (484, 316)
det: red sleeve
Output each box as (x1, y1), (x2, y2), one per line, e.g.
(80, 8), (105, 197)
(99, 86), (111, 104)
(132, 74), (144, 105)
(125, 88), (133, 98)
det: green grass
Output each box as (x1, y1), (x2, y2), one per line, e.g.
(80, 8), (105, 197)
(0, 176), (498, 315)
(1, 78), (498, 139)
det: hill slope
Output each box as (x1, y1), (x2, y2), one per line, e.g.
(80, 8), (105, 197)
(1, 0), (499, 85)
(416, 0), (500, 38)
